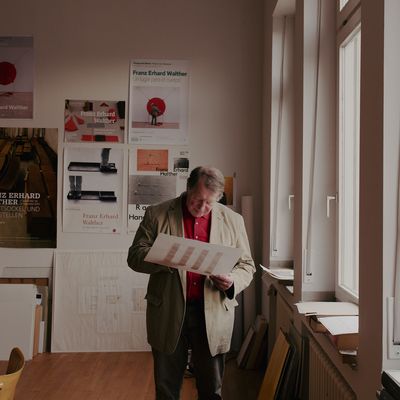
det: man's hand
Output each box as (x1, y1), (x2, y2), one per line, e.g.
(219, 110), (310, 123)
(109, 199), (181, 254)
(210, 274), (233, 292)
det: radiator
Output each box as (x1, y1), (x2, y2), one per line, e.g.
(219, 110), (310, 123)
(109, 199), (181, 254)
(308, 337), (356, 400)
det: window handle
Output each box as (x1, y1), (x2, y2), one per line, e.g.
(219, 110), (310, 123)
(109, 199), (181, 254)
(326, 194), (337, 218)
(288, 194), (294, 210)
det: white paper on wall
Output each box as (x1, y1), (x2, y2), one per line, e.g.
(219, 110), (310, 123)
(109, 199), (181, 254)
(127, 145), (189, 233)
(52, 250), (150, 352)
(62, 146), (124, 234)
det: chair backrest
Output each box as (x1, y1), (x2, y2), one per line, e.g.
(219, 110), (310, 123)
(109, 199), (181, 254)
(0, 347), (25, 400)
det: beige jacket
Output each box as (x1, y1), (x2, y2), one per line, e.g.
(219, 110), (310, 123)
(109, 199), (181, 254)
(127, 195), (255, 356)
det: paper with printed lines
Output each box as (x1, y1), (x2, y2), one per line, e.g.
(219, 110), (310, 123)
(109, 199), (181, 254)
(144, 233), (242, 275)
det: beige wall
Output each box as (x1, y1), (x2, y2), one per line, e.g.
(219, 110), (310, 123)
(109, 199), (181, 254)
(0, 0), (263, 267)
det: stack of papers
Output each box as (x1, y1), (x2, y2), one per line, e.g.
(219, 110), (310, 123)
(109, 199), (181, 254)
(317, 315), (358, 336)
(294, 301), (358, 316)
(260, 264), (294, 281)
(295, 302), (359, 351)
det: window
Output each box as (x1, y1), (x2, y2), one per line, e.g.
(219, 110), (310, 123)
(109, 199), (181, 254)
(336, 4), (361, 301)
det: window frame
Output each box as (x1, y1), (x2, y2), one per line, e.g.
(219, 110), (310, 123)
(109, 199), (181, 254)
(335, 1), (361, 303)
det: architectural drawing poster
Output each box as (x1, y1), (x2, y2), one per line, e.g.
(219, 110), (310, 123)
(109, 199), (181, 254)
(0, 127), (57, 248)
(64, 99), (125, 143)
(0, 36), (34, 119)
(63, 146), (123, 234)
(52, 250), (150, 352)
(129, 59), (189, 145)
(128, 146), (189, 233)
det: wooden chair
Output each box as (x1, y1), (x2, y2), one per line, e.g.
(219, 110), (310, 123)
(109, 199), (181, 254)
(0, 348), (25, 400)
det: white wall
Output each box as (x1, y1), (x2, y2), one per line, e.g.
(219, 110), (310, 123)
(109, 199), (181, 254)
(0, 0), (263, 269)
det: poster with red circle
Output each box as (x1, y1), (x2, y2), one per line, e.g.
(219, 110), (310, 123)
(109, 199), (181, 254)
(0, 36), (34, 119)
(129, 59), (189, 145)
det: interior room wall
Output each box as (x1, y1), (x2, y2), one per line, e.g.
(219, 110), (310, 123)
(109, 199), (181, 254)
(0, 0), (263, 270)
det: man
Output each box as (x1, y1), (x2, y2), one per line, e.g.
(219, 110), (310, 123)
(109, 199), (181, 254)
(127, 166), (255, 400)
(150, 102), (161, 125)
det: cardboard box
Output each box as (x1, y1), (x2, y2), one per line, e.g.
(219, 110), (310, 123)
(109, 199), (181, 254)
(329, 332), (359, 351)
(309, 316), (328, 333)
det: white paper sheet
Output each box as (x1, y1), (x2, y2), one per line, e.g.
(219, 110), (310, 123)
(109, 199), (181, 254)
(317, 315), (359, 335)
(144, 233), (242, 275)
(295, 301), (359, 316)
(52, 250), (150, 352)
(385, 370), (400, 386)
(286, 286), (294, 294)
(260, 264), (294, 280)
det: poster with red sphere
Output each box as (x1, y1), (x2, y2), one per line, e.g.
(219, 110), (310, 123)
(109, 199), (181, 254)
(0, 36), (34, 119)
(129, 59), (189, 145)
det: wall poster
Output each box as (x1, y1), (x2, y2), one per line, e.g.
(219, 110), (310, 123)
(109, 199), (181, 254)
(0, 36), (34, 119)
(52, 250), (150, 352)
(63, 146), (123, 234)
(129, 59), (189, 145)
(0, 127), (58, 248)
(128, 146), (189, 233)
(64, 99), (125, 143)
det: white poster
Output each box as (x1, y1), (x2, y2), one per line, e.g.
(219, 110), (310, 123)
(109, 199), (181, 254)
(63, 146), (123, 233)
(129, 59), (189, 145)
(52, 250), (149, 352)
(128, 146), (189, 233)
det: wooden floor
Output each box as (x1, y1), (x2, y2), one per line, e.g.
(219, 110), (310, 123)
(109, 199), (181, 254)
(0, 352), (263, 400)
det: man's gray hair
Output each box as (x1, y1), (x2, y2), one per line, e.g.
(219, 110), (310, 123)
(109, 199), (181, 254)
(187, 166), (225, 199)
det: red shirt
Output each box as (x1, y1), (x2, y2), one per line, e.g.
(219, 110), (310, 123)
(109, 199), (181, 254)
(182, 197), (211, 302)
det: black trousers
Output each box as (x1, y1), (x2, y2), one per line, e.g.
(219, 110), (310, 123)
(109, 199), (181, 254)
(152, 302), (225, 400)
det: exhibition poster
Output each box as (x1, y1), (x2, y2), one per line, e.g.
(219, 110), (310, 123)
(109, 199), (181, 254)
(128, 59), (189, 145)
(128, 146), (189, 233)
(64, 99), (125, 143)
(63, 146), (123, 234)
(0, 127), (57, 248)
(0, 36), (34, 119)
